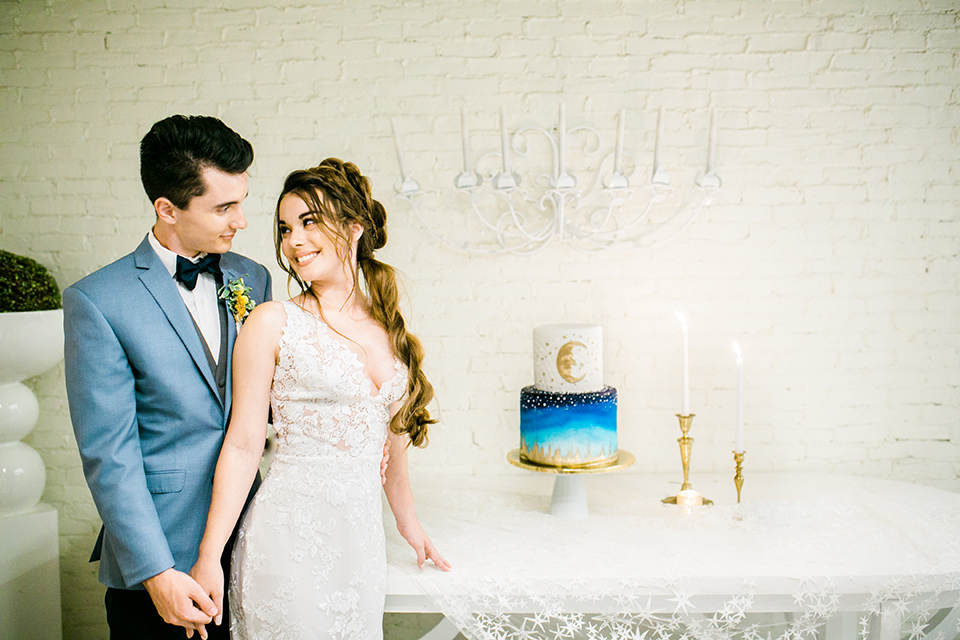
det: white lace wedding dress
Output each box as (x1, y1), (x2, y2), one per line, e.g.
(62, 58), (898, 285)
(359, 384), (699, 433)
(229, 301), (407, 640)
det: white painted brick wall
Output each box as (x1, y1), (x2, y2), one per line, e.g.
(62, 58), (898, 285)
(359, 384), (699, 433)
(2, 1), (958, 637)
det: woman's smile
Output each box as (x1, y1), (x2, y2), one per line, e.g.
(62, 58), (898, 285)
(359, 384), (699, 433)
(294, 251), (319, 266)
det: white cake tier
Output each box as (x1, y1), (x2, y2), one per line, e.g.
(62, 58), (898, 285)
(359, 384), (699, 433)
(533, 324), (603, 393)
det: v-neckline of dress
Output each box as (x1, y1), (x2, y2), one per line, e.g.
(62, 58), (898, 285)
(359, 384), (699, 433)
(289, 301), (402, 400)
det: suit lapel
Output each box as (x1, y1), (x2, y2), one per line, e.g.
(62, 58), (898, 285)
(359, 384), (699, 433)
(134, 237), (222, 408)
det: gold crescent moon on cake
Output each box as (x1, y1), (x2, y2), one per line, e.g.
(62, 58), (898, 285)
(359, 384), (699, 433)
(556, 341), (587, 383)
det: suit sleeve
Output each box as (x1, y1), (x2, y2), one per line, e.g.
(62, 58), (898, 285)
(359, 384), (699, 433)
(63, 286), (175, 587)
(261, 263), (273, 303)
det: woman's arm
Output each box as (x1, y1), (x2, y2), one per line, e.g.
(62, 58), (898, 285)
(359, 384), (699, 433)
(189, 301), (286, 621)
(382, 414), (451, 571)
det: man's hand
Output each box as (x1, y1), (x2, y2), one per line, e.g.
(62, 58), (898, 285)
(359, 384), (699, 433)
(380, 440), (390, 485)
(142, 568), (217, 639)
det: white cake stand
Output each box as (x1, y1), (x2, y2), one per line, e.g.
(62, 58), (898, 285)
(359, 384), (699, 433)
(506, 449), (635, 519)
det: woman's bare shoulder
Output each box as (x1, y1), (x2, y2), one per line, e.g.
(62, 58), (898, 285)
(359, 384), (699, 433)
(237, 301), (290, 342)
(246, 299), (288, 324)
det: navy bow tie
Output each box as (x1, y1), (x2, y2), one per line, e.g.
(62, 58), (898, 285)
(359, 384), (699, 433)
(175, 253), (222, 291)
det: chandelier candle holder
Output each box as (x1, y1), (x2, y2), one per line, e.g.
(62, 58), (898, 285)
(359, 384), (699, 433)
(662, 413), (714, 506)
(391, 104), (722, 254)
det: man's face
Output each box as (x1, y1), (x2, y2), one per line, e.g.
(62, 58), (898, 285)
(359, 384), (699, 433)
(170, 167), (248, 255)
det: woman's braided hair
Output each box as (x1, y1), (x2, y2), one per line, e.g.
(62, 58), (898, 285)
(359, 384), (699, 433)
(273, 158), (435, 447)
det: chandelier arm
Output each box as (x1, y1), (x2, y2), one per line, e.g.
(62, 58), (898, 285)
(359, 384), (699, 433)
(501, 191), (556, 243)
(645, 187), (701, 231)
(567, 223), (625, 253)
(401, 194), (514, 255)
(494, 206), (554, 254)
(568, 125), (601, 156)
(467, 189), (550, 241)
(561, 187), (642, 241)
(573, 201), (630, 244)
(575, 152), (611, 199)
(560, 196), (608, 239)
(467, 191), (521, 236)
(394, 108), (720, 254)
(577, 201), (619, 237)
(517, 126), (559, 182)
(639, 191), (710, 249)
(401, 191), (553, 256)
(623, 189), (711, 251)
(455, 188), (555, 247)
(608, 187), (659, 234)
(494, 219), (553, 254)
(569, 185), (712, 253)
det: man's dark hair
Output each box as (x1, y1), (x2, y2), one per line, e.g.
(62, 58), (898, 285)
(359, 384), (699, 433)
(140, 115), (254, 209)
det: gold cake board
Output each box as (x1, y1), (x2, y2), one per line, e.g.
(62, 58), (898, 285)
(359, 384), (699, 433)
(506, 449), (635, 474)
(507, 449), (635, 519)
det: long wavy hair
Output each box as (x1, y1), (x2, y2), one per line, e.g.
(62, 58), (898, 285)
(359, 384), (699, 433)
(274, 158), (435, 447)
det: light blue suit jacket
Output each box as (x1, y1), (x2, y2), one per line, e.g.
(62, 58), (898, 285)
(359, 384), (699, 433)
(64, 235), (272, 589)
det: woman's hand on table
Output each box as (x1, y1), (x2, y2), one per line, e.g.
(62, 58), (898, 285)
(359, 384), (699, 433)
(399, 521), (451, 571)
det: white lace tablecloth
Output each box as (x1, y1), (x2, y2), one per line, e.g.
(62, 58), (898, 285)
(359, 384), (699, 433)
(385, 472), (960, 640)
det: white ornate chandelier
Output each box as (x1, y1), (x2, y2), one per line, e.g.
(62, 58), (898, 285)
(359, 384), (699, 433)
(390, 105), (722, 255)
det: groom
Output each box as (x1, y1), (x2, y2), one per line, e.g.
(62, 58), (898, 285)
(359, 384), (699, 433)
(64, 115), (272, 639)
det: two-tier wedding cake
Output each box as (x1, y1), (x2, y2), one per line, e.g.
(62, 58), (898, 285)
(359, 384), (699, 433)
(519, 324), (618, 468)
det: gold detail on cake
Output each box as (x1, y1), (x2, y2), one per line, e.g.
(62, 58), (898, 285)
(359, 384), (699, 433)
(520, 439), (617, 469)
(556, 341), (587, 383)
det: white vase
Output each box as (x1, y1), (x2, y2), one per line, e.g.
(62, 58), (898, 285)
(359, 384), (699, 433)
(0, 309), (64, 515)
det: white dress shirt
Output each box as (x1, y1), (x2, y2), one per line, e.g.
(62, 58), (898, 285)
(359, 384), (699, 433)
(148, 230), (222, 363)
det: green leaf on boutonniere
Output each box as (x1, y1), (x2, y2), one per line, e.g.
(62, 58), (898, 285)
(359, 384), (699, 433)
(218, 276), (256, 325)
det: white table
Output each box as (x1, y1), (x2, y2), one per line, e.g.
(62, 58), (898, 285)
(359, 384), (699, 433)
(384, 472), (960, 640)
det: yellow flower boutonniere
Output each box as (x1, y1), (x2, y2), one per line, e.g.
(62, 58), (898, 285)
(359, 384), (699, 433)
(219, 276), (256, 326)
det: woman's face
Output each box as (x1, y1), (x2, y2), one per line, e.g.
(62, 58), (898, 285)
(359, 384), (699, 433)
(278, 192), (358, 289)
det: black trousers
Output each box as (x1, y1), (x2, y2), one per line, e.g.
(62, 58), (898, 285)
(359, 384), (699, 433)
(105, 543), (234, 640)
(104, 476), (259, 639)
(105, 586), (231, 640)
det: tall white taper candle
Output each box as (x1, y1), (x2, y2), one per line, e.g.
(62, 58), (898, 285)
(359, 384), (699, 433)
(733, 342), (743, 452)
(654, 106), (664, 176)
(614, 108), (625, 175)
(558, 103), (566, 176)
(677, 311), (690, 415)
(707, 109), (717, 174)
(390, 118), (407, 181)
(500, 106), (511, 174)
(460, 107), (471, 174)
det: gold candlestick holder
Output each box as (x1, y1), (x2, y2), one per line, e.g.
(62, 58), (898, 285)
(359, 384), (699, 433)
(733, 450), (745, 503)
(662, 413), (713, 505)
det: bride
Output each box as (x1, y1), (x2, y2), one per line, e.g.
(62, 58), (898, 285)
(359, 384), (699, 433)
(190, 158), (450, 639)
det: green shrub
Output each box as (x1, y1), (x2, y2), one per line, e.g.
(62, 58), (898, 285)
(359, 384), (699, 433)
(0, 250), (62, 312)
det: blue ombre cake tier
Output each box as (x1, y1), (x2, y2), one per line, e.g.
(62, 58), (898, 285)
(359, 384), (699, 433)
(519, 385), (618, 468)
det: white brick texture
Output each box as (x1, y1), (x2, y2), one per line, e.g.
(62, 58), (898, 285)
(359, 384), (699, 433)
(1, 1), (958, 637)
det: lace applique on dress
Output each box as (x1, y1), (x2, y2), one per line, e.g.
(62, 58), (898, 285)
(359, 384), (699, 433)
(229, 301), (407, 640)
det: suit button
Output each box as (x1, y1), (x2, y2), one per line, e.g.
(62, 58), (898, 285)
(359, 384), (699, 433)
(218, 379), (225, 387)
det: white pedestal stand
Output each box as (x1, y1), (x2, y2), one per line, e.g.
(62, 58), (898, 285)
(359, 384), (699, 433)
(550, 475), (589, 518)
(507, 449), (635, 519)
(0, 503), (63, 640)
(0, 310), (64, 638)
